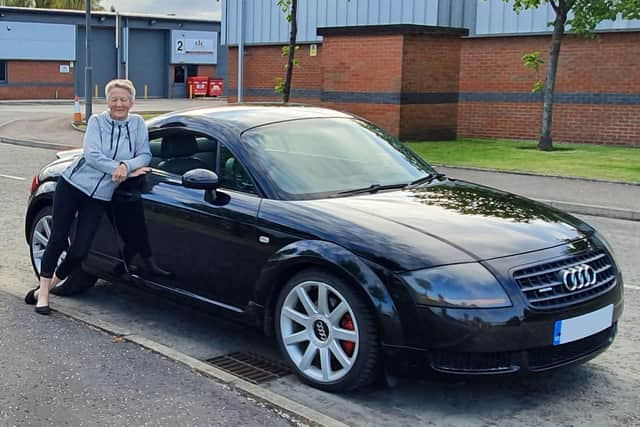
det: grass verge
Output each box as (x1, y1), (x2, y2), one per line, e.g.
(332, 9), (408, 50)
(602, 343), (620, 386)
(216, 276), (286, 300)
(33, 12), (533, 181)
(407, 139), (640, 183)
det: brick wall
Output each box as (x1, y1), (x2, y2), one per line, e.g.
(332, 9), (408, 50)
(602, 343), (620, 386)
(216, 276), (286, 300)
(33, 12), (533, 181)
(197, 65), (217, 78)
(400, 34), (462, 140)
(458, 32), (640, 145)
(0, 61), (74, 100)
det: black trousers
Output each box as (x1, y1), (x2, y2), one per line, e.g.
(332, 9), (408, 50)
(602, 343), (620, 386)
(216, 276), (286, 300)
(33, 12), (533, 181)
(40, 178), (107, 279)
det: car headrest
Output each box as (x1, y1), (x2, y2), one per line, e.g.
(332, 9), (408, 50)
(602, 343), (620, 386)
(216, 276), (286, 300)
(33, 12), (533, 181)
(161, 133), (197, 158)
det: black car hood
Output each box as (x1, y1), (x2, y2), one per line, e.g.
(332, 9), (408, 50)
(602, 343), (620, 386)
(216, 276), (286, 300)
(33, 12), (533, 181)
(260, 179), (592, 272)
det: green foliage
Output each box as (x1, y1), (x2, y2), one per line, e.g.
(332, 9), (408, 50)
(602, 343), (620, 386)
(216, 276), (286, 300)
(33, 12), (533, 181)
(522, 51), (544, 93)
(277, 0), (293, 21)
(274, 77), (285, 94)
(5, 0), (104, 10)
(511, 0), (640, 35)
(281, 45), (300, 68)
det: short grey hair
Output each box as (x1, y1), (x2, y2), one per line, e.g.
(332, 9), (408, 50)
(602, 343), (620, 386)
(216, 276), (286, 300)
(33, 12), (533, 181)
(105, 79), (136, 101)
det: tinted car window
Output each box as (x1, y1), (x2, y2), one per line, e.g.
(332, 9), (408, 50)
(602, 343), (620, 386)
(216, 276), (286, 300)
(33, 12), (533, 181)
(151, 130), (217, 175)
(242, 118), (436, 199)
(219, 145), (257, 195)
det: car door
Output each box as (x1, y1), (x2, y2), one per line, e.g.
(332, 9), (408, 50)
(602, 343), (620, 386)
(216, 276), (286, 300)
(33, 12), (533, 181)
(130, 128), (264, 310)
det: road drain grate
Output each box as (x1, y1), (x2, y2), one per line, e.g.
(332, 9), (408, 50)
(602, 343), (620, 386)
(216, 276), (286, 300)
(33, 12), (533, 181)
(206, 352), (292, 384)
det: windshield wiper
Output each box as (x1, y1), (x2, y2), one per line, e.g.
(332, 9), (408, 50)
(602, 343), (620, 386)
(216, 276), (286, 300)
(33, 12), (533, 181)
(334, 183), (408, 197)
(407, 173), (446, 188)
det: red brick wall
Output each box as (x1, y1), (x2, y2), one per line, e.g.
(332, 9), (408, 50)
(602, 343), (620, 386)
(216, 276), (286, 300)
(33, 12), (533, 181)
(321, 35), (403, 92)
(459, 32), (640, 145)
(197, 65), (217, 78)
(0, 61), (74, 100)
(400, 34), (462, 140)
(227, 44), (323, 102)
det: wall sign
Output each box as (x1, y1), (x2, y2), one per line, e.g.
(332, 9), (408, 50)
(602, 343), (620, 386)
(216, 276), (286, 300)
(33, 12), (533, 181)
(59, 64), (70, 73)
(171, 30), (218, 64)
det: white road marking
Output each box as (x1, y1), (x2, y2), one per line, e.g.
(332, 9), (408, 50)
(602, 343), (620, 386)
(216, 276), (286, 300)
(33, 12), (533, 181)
(625, 285), (640, 291)
(0, 173), (26, 181)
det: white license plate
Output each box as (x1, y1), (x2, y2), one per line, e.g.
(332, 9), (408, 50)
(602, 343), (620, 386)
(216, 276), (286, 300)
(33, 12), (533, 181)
(553, 304), (613, 346)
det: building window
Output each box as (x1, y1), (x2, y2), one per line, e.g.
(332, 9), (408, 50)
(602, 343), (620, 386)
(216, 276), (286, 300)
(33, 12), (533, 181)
(0, 61), (6, 83)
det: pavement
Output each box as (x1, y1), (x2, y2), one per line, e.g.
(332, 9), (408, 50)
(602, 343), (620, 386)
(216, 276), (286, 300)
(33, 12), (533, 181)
(0, 98), (638, 222)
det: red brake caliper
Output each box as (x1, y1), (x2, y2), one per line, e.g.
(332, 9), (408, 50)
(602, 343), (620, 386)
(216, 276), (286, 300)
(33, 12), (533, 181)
(339, 313), (355, 356)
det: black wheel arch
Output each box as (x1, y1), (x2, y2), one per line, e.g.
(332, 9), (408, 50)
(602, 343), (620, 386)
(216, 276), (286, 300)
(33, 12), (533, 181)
(254, 239), (405, 347)
(25, 181), (56, 243)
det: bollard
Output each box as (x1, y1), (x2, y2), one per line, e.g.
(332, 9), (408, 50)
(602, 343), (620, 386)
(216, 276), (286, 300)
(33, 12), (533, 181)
(55, 89), (59, 99)
(94, 84), (98, 98)
(189, 84), (193, 99)
(144, 84), (148, 100)
(72, 96), (82, 122)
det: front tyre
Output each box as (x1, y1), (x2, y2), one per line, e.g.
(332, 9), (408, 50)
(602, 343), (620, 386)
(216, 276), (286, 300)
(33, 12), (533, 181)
(29, 205), (97, 296)
(275, 269), (379, 392)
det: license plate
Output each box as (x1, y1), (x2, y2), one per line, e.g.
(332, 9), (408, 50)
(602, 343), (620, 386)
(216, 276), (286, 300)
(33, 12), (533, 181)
(553, 304), (613, 346)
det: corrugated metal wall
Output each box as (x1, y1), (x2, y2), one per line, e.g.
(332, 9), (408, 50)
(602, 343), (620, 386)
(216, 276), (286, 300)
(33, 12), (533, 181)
(224, 0), (449, 45)
(222, 0), (640, 46)
(476, 0), (640, 34)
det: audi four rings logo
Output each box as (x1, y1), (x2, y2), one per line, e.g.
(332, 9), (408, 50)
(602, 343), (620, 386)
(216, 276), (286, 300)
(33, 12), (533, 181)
(314, 320), (329, 341)
(561, 264), (597, 291)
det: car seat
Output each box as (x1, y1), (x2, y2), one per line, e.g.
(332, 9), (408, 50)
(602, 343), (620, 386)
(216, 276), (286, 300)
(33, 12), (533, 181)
(156, 133), (209, 175)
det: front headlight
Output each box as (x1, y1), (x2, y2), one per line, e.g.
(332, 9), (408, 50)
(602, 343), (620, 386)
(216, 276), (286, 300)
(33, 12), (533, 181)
(402, 263), (512, 308)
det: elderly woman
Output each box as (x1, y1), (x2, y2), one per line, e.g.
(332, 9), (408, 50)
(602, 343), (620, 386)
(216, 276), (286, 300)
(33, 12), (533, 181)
(25, 79), (151, 315)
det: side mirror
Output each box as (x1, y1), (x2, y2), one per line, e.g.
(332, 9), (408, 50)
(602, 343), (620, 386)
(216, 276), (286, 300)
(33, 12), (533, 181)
(182, 168), (219, 190)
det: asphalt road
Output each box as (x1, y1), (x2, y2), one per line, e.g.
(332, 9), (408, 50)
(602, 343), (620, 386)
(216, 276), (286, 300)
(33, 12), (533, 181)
(1, 143), (639, 426)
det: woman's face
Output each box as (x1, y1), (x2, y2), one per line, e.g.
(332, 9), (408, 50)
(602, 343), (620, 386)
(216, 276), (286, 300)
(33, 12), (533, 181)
(107, 87), (133, 120)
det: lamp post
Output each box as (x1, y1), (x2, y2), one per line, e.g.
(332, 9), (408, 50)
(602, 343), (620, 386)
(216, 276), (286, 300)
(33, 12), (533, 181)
(84, 0), (93, 119)
(237, 0), (244, 103)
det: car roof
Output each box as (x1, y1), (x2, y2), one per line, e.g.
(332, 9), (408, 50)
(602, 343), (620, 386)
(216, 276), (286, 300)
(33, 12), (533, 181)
(150, 104), (355, 133)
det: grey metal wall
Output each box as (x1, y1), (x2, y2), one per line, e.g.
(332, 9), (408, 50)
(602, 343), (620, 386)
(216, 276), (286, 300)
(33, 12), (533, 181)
(75, 27), (118, 97)
(223, 0), (454, 45)
(476, 0), (640, 34)
(222, 0), (640, 45)
(128, 29), (168, 98)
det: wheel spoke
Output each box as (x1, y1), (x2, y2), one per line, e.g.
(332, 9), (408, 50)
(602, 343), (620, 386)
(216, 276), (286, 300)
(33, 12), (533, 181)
(328, 301), (348, 324)
(284, 330), (309, 345)
(319, 347), (331, 381)
(32, 248), (45, 258)
(333, 327), (357, 342)
(329, 341), (353, 369)
(299, 343), (318, 370)
(42, 219), (51, 237)
(282, 307), (309, 327)
(296, 286), (318, 315)
(34, 230), (48, 246)
(317, 284), (329, 316)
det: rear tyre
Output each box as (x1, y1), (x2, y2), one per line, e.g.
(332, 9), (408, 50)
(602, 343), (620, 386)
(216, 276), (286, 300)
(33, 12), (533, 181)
(275, 269), (380, 392)
(29, 205), (97, 296)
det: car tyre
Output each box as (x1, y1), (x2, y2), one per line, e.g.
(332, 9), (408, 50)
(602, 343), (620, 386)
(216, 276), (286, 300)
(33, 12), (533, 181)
(275, 269), (380, 392)
(29, 205), (97, 296)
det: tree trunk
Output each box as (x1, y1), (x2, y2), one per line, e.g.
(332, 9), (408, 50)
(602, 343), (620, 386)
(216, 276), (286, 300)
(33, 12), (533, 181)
(538, 8), (566, 151)
(282, 0), (298, 103)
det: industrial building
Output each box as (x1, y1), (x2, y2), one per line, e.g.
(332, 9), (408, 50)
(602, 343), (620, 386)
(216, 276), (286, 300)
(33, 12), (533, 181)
(0, 6), (225, 99)
(222, 0), (640, 144)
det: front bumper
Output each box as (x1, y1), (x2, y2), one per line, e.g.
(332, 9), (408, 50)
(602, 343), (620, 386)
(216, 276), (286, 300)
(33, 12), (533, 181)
(385, 242), (624, 376)
(384, 321), (617, 376)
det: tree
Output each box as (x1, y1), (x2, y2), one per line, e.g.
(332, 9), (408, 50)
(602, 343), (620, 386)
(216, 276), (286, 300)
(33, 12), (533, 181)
(275, 0), (298, 103)
(4, 0), (103, 10)
(508, 0), (640, 151)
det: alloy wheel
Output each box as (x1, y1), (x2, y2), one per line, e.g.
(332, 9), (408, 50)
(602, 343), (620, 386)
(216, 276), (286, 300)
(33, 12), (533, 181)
(31, 214), (67, 276)
(279, 280), (360, 383)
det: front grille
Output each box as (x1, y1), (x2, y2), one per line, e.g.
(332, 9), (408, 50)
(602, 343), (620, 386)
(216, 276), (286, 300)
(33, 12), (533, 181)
(430, 350), (516, 373)
(528, 326), (614, 370)
(513, 250), (617, 310)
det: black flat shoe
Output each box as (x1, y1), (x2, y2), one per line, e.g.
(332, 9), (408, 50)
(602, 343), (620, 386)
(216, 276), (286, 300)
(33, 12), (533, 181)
(35, 305), (51, 315)
(25, 288), (38, 305)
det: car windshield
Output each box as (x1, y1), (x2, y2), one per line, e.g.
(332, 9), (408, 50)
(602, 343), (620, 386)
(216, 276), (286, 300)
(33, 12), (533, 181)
(241, 118), (436, 200)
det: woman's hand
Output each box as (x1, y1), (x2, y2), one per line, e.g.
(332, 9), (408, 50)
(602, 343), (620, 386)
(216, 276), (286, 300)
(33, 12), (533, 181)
(112, 163), (128, 183)
(129, 166), (151, 178)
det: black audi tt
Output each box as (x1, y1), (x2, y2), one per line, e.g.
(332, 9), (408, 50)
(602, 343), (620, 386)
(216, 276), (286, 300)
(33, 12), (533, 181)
(25, 105), (623, 392)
